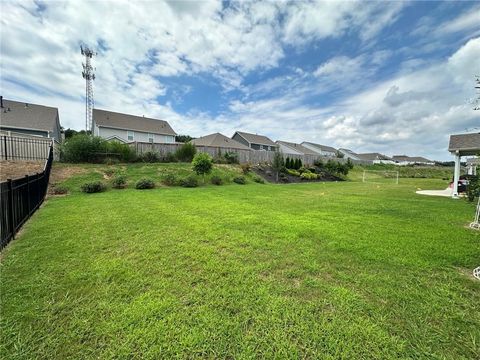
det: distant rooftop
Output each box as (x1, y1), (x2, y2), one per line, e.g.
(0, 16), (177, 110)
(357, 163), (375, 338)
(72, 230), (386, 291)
(234, 131), (276, 146)
(93, 108), (176, 136)
(192, 133), (250, 150)
(301, 141), (337, 153)
(356, 153), (392, 161)
(0, 98), (59, 134)
(276, 140), (319, 155)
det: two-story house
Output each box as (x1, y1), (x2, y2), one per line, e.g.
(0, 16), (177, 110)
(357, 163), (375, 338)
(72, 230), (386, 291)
(93, 109), (176, 143)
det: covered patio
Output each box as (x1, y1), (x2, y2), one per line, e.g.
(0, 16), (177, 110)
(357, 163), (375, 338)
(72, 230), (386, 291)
(448, 132), (480, 198)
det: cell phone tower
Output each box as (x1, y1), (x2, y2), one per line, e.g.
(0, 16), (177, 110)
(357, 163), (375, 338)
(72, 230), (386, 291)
(474, 75), (480, 111)
(81, 45), (96, 133)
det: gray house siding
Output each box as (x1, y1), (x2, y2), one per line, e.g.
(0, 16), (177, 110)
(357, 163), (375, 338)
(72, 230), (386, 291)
(232, 133), (276, 151)
(0, 126), (49, 138)
(232, 133), (250, 147)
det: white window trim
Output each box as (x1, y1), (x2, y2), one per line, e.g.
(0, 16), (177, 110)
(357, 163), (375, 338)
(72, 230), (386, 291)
(148, 133), (154, 143)
(127, 130), (134, 141)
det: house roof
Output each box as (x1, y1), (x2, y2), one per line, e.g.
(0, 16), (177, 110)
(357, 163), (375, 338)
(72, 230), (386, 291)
(93, 109), (176, 136)
(276, 140), (319, 155)
(338, 148), (360, 157)
(392, 155), (432, 163)
(0, 98), (59, 134)
(448, 133), (480, 155)
(192, 133), (251, 150)
(301, 141), (337, 153)
(234, 131), (276, 146)
(357, 153), (392, 161)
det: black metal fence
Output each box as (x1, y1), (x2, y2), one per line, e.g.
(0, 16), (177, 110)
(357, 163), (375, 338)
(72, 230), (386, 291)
(1, 145), (53, 249)
(1, 135), (52, 161)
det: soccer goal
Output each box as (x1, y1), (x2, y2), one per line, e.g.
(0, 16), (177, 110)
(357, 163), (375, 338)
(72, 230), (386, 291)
(470, 197), (480, 230)
(362, 170), (399, 184)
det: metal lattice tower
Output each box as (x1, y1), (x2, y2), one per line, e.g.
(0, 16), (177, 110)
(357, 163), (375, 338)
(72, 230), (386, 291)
(81, 45), (96, 132)
(474, 75), (480, 111)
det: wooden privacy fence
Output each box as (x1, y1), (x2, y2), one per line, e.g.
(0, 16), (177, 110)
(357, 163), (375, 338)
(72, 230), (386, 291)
(0, 145), (54, 249)
(0, 135), (57, 161)
(131, 142), (371, 165)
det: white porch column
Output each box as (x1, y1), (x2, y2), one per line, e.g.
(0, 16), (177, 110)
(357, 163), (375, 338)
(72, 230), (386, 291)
(452, 151), (461, 198)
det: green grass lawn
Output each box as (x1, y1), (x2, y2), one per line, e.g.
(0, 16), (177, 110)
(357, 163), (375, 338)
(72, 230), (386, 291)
(1, 164), (479, 359)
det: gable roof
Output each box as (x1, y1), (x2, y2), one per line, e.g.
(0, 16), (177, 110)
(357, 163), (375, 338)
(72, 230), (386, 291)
(448, 133), (480, 155)
(276, 140), (319, 155)
(234, 131), (276, 146)
(0, 98), (59, 134)
(356, 153), (392, 161)
(392, 155), (432, 163)
(93, 109), (176, 136)
(192, 133), (251, 150)
(301, 141), (337, 153)
(338, 148), (360, 157)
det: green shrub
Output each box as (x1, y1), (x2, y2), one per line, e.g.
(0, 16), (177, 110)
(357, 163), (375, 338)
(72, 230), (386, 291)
(135, 178), (155, 190)
(252, 175), (265, 184)
(300, 171), (318, 180)
(162, 173), (178, 186)
(51, 185), (68, 195)
(175, 142), (197, 162)
(107, 141), (137, 162)
(81, 181), (106, 193)
(285, 157), (291, 169)
(162, 152), (177, 163)
(180, 175), (198, 188)
(224, 152), (239, 164)
(210, 175), (223, 185)
(141, 151), (160, 163)
(233, 176), (246, 185)
(112, 175), (127, 189)
(241, 163), (251, 174)
(192, 153), (213, 182)
(287, 169), (301, 177)
(60, 134), (136, 163)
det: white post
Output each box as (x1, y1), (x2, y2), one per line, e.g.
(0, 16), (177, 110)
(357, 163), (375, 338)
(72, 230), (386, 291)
(452, 151), (460, 198)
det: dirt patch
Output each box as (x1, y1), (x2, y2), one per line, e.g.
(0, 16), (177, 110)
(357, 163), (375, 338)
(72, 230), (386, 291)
(253, 165), (343, 184)
(0, 161), (45, 181)
(49, 165), (87, 184)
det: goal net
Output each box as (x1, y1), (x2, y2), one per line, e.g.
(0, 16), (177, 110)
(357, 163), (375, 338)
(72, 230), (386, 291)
(470, 197), (480, 230)
(362, 170), (399, 184)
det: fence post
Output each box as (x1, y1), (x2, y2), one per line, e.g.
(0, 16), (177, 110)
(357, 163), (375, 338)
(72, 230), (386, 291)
(3, 136), (7, 160)
(26, 174), (30, 215)
(7, 179), (15, 239)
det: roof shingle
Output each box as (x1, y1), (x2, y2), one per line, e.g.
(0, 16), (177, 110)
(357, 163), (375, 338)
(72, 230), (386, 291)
(93, 109), (176, 136)
(448, 133), (480, 154)
(0, 99), (58, 133)
(234, 131), (276, 146)
(192, 133), (251, 150)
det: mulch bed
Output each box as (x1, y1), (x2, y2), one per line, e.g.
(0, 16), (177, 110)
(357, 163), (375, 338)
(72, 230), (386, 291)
(252, 165), (343, 184)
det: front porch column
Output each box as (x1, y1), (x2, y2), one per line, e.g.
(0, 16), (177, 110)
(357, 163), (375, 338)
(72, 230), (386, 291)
(452, 151), (461, 198)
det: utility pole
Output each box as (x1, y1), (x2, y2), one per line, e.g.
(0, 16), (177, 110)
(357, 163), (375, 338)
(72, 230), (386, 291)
(81, 45), (96, 133)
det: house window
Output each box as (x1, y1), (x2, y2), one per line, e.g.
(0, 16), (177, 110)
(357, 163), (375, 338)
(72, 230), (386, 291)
(127, 131), (134, 141)
(259, 145), (264, 150)
(148, 133), (154, 143)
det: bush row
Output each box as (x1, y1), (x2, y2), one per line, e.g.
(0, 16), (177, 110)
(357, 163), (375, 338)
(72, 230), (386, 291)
(61, 134), (245, 165)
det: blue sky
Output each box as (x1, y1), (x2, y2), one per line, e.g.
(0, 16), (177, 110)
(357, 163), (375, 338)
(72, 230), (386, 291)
(1, 0), (479, 160)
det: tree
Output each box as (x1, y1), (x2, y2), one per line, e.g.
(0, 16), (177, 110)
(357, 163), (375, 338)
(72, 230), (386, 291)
(285, 157), (291, 169)
(272, 150), (285, 182)
(175, 142), (197, 162)
(192, 152), (213, 183)
(175, 134), (193, 143)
